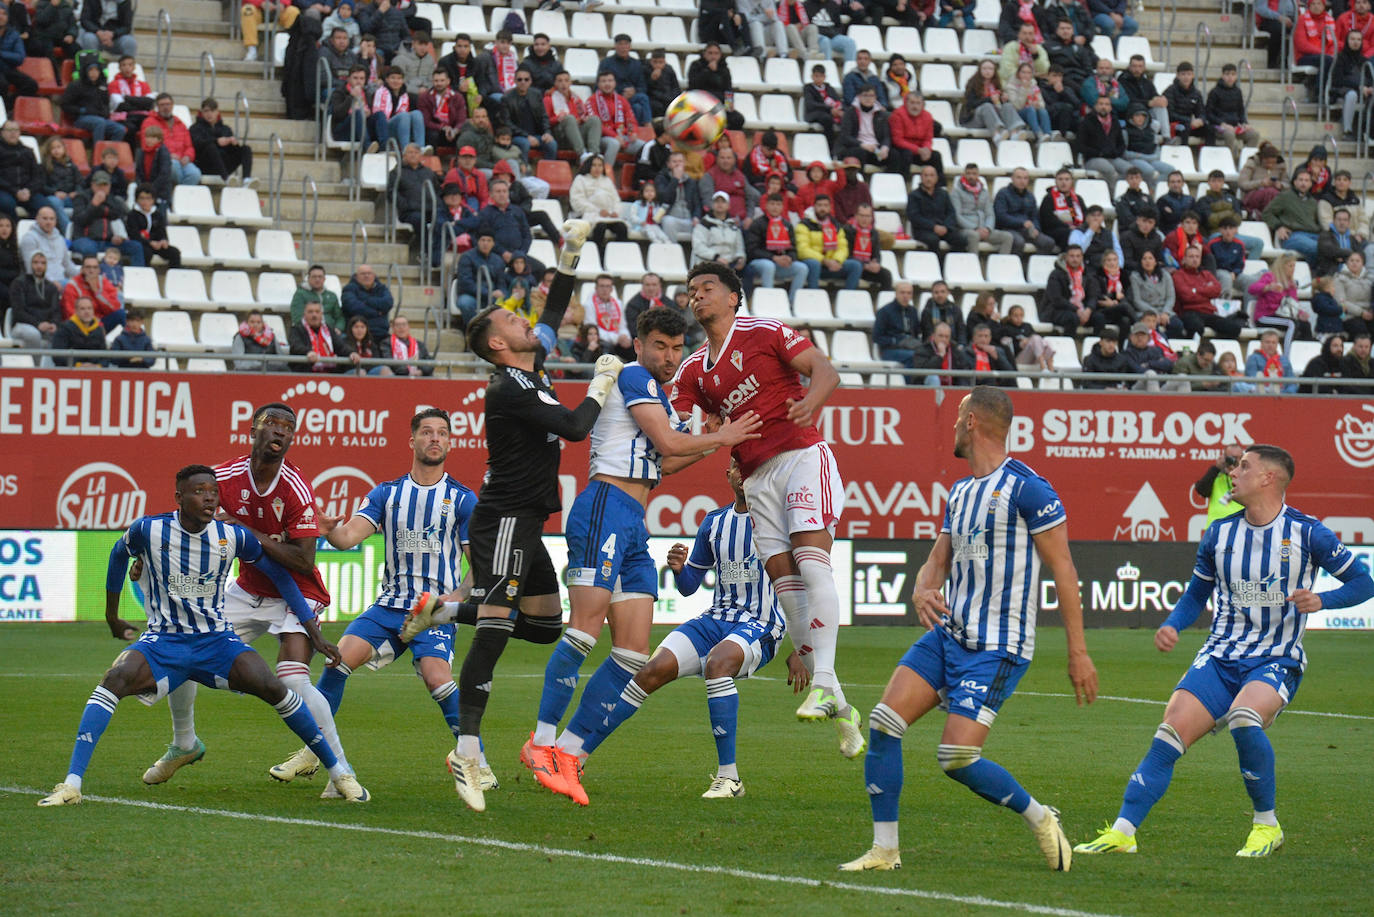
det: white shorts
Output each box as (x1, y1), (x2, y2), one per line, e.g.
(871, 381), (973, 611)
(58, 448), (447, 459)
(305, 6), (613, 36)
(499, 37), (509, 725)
(223, 580), (323, 644)
(742, 441), (844, 562)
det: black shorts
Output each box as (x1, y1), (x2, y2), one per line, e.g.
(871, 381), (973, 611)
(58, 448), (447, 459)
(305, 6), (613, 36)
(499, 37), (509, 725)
(467, 505), (559, 610)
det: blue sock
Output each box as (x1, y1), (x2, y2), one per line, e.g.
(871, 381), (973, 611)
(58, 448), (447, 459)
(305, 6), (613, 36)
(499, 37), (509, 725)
(66, 685), (118, 780)
(706, 678), (739, 768)
(942, 752), (1031, 813)
(537, 630), (594, 729)
(275, 690), (339, 770)
(565, 653), (637, 747)
(582, 679), (647, 756)
(1119, 727), (1185, 829)
(431, 681), (462, 740)
(865, 729), (904, 823)
(316, 663), (350, 717)
(1231, 722), (1276, 814)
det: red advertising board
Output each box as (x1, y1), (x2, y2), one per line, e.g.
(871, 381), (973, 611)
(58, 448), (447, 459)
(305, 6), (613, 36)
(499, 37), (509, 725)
(2, 369), (1372, 543)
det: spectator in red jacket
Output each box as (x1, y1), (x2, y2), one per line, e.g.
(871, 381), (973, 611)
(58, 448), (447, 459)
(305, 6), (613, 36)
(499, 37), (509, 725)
(791, 160), (843, 217)
(1172, 244), (1242, 338)
(1337, 0), (1374, 57)
(138, 93), (201, 185)
(1295, 0), (1338, 100)
(62, 253), (124, 329)
(418, 69), (467, 150)
(442, 147), (490, 215)
(887, 91), (944, 182)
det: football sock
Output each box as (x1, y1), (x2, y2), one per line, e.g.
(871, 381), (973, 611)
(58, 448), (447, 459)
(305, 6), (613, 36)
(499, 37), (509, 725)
(1117, 723), (1186, 835)
(514, 613), (563, 645)
(534, 628), (596, 745)
(772, 573), (813, 674)
(430, 680), (462, 741)
(705, 676), (739, 770)
(581, 678), (648, 757)
(438, 601), (478, 626)
(794, 547), (845, 710)
(717, 763), (739, 780)
(566, 647), (647, 751)
(939, 744), (1032, 814)
(1229, 707), (1277, 816)
(278, 661), (347, 770)
(273, 689), (341, 774)
(457, 617), (514, 754)
(866, 704), (908, 846)
(66, 685), (119, 786)
(316, 662), (351, 717)
(166, 681), (198, 750)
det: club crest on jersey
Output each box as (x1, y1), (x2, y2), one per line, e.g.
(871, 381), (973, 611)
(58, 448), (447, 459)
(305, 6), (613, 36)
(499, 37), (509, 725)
(218, 537), (229, 557)
(441, 498), (452, 516)
(730, 350), (743, 371)
(506, 579), (519, 599)
(240, 489), (249, 501)
(272, 497), (285, 521)
(1279, 539), (1291, 558)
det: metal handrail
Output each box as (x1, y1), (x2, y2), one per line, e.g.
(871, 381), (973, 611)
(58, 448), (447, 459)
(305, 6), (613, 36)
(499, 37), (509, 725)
(1323, 131), (1340, 175)
(439, 222), (460, 326)
(384, 138), (402, 246)
(300, 175), (319, 264)
(315, 58), (333, 162)
(1281, 17), (1293, 86)
(1362, 170), (1374, 206)
(266, 133), (284, 227)
(1280, 96), (1299, 164)
(385, 264), (405, 332)
(1161, 0), (1179, 68)
(1239, 59), (1255, 111)
(199, 51), (216, 103)
(417, 180), (439, 290)
(350, 219), (369, 267)
(154, 9), (172, 88)
(1195, 23), (1213, 87)
(230, 0), (241, 42)
(1318, 31), (1337, 125)
(1359, 62), (1374, 158)
(233, 91), (251, 143)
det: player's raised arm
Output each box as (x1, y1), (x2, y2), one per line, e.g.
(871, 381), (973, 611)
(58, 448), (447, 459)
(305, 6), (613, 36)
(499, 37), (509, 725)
(632, 402), (762, 461)
(1289, 525), (1374, 614)
(910, 533), (954, 631)
(104, 532), (140, 641)
(1031, 523), (1097, 705)
(239, 529), (342, 667)
(784, 342), (841, 427)
(220, 515), (318, 575)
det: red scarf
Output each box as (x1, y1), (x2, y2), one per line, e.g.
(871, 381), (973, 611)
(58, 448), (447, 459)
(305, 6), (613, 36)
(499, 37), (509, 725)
(974, 348), (991, 372)
(1017, 2), (1043, 43)
(1094, 76), (1119, 98)
(495, 49), (517, 91)
(390, 334), (419, 361)
(750, 146), (786, 177)
(888, 68), (911, 99)
(432, 87), (453, 120)
(1307, 165), (1330, 192)
(1262, 351), (1284, 377)
(592, 91), (627, 132)
(1148, 327), (1176, 359)
(765, 216), (791, 252)
(304, 321), (334, 371)
(1050, 188), (1084, 226)
(959, 176), (983, 199)
(1098, 114), (1114, 135)
(939, 347), (952, 386)
(816, 82), (843, 120)
(778, 1), (809, 26)
(851, 225), (873, 261)
(1300, 11), (1336, 44)
(594, 295), (622, 333)
(239, 322), (274, 347)
(1067, 265), (1085, 303)
(1103, 269), (1122, 297)
(818, 217), (839, 252)
(372, 86), (410, 117)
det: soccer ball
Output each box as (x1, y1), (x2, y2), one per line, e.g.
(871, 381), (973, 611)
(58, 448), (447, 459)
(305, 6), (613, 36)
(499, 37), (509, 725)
(665, 91), (727, 152)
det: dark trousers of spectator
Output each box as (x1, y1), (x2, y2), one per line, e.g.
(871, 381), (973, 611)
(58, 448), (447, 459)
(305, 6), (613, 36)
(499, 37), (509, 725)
(1048, 306), (1106, 336)
(1098, 304), (1135, 339)
(1171, 120), (1216, 147)
(1179, 310), (1243, 339)
(699, 11), (745, 52)
(332, 110), (368, 145)
(861, 265), (893, 290)
(139, 240), (182, 268)
(910, 226), (967, 260)
(880, 347), (917, 383)
(525, 206), (561, 242)
(591, 220), (628, 248)
(1257, 18), (1285, 70)
(1047, 102), (1080, 135)
(853, 146), (910, 175)
(809, 119), (837, 151)
(1296, 54), (1334, 101)
(910, 148), (944, 183)
(72, 236), (144, 266)
(1043, 220), (1073, 251)
(0, 63), (37, 100)
(198, 142), (253, 180)
(1345, 315), (1372, 338)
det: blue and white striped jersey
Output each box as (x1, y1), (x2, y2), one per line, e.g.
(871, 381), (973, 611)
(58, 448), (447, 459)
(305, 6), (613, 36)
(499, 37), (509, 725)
(1193, 506), (1355, 671)
(121, 514), (258, 634)
(588, 362), (686, 482)
(941, 458), (1066, 661)
(685, 505), (785, 639)
(355, 473), (477, 610)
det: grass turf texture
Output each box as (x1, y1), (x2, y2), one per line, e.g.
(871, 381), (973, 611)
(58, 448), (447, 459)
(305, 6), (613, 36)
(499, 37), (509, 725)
(2, 624), (1370, 917)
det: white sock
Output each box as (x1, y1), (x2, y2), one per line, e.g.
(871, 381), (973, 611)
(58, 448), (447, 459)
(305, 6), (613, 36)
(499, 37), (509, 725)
(457, 734), (481, 758)
(1021, 797), (1047, 828)
(874, 821), (899, 849)
(794, 546), (846, 711)
(167, 681), (198, 749)
(773, 573), (811, 669)
(278, 662), (348, 772)
(532, 722), (558, 745)
(1253, 809), (1278, 827)
(716, 763), (739, 780)
(556, 730), (586, 760)
(1112, 817), (1137, 837)
(326, 762), (349, 780)
(65, 773), (83, 792)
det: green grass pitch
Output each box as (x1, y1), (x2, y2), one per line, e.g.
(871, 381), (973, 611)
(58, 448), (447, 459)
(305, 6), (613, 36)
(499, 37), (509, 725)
(1, 624), (1370, 916)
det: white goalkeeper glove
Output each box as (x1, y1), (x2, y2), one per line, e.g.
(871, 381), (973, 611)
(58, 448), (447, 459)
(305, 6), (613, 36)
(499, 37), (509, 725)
(586, 354), (624, 406)
(559, 219), (592, 274)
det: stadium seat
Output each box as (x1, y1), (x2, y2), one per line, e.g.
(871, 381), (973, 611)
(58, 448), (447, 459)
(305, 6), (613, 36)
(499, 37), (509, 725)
(416, 3), (451, 38)
(869, 173), (910, 210)
(150, 310), (200, 350)
(0, 353), (34, 367)
(919, 64), (958, 98)
(925, 100), (961, 136)
(531, 198), (564, 230)
(165, 226), (211, 266)
(731, 92), (759, 126)
(994, 139), (1033, 174)
(93, 141), (134, 178)
(1289, 339), (1321, 370)
(646, 243), (688, 282)
(962, 30), (999, 58)
(1090, 35), (1115, 61)
(19, 58), (60, 96)
(207, 227), (256, 269)
(63, 138), (90, 174)
(985, 254), (1032, 291)
(570, 11), (611, 45)
(831, 329), (877, 373)
(447, 6), (490, 40)
(789, 133), (832, 166)
(257, 272), (299, 309)
(575, 242), (602, 279)
(1078, 179), (1113, 213)
(197, 312), (239, 351)
(13, 96), (60, 135)
(1211, 338), (1243, 366)
(902, 251), (941, 285)
(219, 187), (272, 227)
(1293, 260), (1312, 293)
(529, 238), (557, 269)
(833, 290), (875, 327)
(1002, 294), (1051, 333)
(1240, 221), (1281, 258)
(1197, 146), (1238, 181)
(537, 160), (573, 197)
(563, 48), (600, 83)
(185, 357), (228, 372)
(1116, 35), (1157, 66)
(649, 16), (691, 51)
(602, 241), (647, 278)
(793, 289), (836, 327)
(1044, 335), (1082, 369)
(872, 209), (906, 240)
(1037, 142), (1077, 175)
(171, 105), (193, 129)
(943, 253), (989, 290)
(171, 185), (222, 225)
(1027, 254), (1058, 288)
(729, 56), (765, 94)
(759, 94), (805, 130)
(358, 152), (397, 191)
(529, 9), (569, 41)
(884, 26), (922, 57)
(254, 230), (307, 271)
(848, 25), (886, 58)
(163, 269), (215, 310)
(1158, 145), (1200, 181)
(750, 288), (791, 320)
(762, 58), (801, 92)
(954, 139), (995, 173)
(210, 270), (257, 308)
(263, 313), (287, 341)
(923, 28), (963, 60)
(122, 266), (167, 309)
(610, 14), (650, 45)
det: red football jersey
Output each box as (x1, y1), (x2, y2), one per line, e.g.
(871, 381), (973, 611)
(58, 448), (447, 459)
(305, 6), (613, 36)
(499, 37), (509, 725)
(671, 316), (822, 478)
(214, 457), (331, 606)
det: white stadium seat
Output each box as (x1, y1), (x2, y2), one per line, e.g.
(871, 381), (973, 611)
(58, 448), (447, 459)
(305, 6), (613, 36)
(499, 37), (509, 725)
(150, 310), (200, 350)
(207, 227), (256, 269)
(197, 312), (239, 351)
(256, 273), (299, 308)
(255, 230), (307, 271)
(210, 270), (256, 308)
(163, 269), (214, 310)
(219, 187), (272, 227)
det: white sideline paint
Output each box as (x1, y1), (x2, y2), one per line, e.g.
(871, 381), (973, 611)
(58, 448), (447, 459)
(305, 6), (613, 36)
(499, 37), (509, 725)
(2, 784), (1122, 917)
(2, 673), (1370, 721)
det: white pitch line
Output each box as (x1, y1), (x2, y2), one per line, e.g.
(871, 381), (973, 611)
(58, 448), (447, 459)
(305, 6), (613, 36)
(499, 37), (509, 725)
(0, 784), (1122, 917)
(2, 673), (1370, 722)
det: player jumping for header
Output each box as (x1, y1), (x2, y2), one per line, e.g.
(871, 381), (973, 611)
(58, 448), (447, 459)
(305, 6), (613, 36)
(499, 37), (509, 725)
(1075, 444), (1372, 858)
(39, 465), (367, 806)
(671, 261), (864, 759)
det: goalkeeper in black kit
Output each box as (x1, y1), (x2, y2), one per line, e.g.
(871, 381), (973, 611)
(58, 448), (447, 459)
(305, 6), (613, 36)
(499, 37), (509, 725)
(415, 219), (624, 812)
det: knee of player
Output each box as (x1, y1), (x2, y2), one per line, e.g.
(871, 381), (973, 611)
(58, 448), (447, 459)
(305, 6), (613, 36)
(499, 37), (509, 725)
(1226, 706), (1267, 733)
(634, 653), (677, 693)
(936, 743), (982, 774)
(98, 666), (136, 697)
(703, 645), (744, 680)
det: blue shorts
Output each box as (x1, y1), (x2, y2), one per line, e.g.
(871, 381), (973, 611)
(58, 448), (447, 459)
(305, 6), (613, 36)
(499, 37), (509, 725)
(343, 603), (457, 671)
(899, 628), (1029, 727)
(1175, 652), (1304, 721)
(564, 481), (657, 598)
(125, 629), (255, 707)
(665, 615), (779, 678)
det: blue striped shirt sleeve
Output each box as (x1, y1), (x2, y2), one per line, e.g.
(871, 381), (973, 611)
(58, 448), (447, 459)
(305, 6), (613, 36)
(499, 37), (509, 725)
(356, 484), (389, 529)
(1015, 475), (1065, 534)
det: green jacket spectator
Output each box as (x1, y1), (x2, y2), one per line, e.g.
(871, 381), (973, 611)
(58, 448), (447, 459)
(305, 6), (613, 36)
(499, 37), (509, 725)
(290, 267), (344, 331)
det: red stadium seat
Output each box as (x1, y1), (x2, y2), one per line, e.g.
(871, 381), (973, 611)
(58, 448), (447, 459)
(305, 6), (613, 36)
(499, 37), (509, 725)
(619, 162), (637, 199)
(63, 138), (91, 174)
(536, 159), (572, 197)
(20, 58), (60, 96)
(14, 97), (61, 136)
(93, 140), (136, 179)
